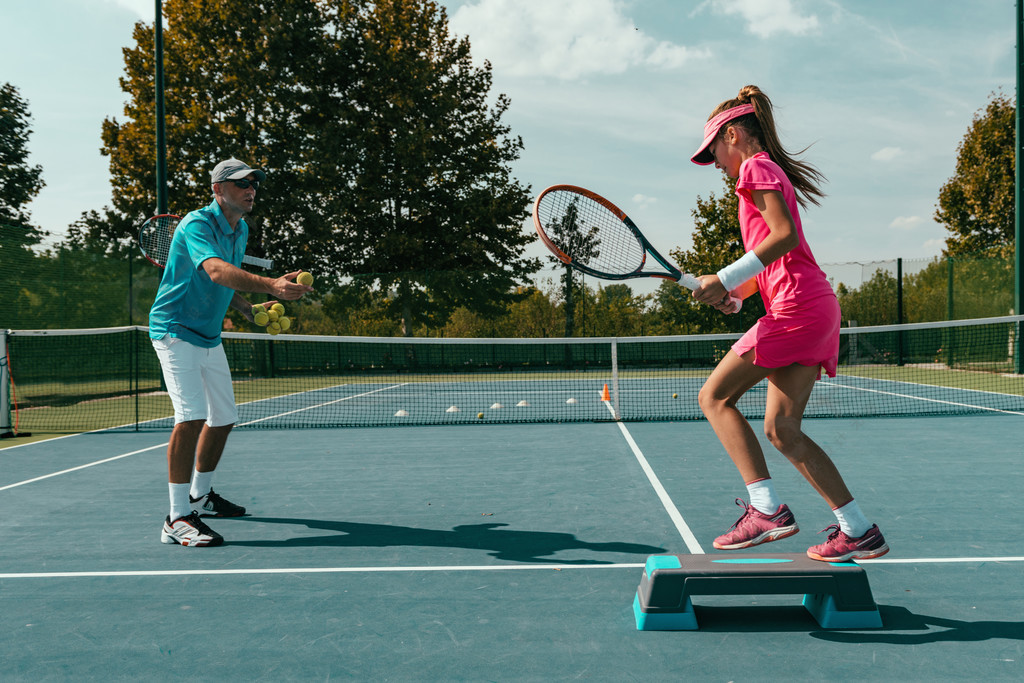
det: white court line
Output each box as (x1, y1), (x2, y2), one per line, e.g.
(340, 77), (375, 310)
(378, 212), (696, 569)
(0, 563), (645, 580)
(602, 398), (704, 555)
(0, 385), (409, 490)
(2, 556), (1022, 581)
(238, 383), (409, 426)
(823, 379), (1024, 417)
(0, 444), (168, 491)
(859, 556), (1024, 564)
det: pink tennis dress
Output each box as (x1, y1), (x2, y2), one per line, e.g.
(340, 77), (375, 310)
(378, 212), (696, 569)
(731, 152), (840, 378)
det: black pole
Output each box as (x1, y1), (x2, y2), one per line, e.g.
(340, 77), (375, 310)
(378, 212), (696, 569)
(1016, 0), (1023, 371)
(155, 0), (168, 215)
(896, 258), (904, 367)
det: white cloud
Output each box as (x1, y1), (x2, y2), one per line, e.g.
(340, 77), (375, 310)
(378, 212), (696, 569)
(871, 146), (905, 162)
(632, 194), (658, 208)
(706, 0), (820, 38)
(449, 0), (708, 80)
(890, 216), (923, 230)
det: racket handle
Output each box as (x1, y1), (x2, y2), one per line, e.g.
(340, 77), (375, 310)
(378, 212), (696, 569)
(677, 273), (701, 290)
(677, 273), (743, 312)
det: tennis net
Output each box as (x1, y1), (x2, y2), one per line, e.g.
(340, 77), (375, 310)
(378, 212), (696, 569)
(3, 315), (1024, 434)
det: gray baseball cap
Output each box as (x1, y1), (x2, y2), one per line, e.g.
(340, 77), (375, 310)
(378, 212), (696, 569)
(210, 158), (266, 184)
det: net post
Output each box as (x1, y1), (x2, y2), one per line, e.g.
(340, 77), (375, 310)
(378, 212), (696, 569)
(1016, 0), (1024, 373)
(154, 0), (168, 215)
(610, 339), (621, 420)
(0, 329), (11, 437)
(896, 257), (904, 367)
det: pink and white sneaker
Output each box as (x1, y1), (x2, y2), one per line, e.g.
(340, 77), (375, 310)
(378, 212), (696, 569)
(806, 524), (889, 562)
(713, 498), (800, 550)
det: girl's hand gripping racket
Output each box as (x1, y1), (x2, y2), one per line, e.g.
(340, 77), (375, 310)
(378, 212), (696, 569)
(138, 214), (275, 270)
(532, 185), (741, 310)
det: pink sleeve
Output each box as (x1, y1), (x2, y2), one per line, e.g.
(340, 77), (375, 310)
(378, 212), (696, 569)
(736, 157), (784, 194)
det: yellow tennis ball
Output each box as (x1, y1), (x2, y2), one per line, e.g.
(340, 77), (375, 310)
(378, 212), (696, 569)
(279, 316), (291, 331)
(672, 393), (678, 399)
(251, 304), (266, 316)
(253, 311), (269, 326)
(267, 321), (281, 335)
(267, 309), (280, 322)
(297, 272), (313, 286)
(477, 412), (484, 419)
(271, 303), (285, 315)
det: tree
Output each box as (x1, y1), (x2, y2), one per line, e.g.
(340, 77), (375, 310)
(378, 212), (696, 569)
(536, 195), (600, 336)
(0, 83), (45, 240)
(94, 0), (537, 336)
(332, 0), (539, 336)
(835, 270), (897, 327)
(93, 0), (332, 263)
(935, 91), (1015, 258)
(589, 283), (649, 337)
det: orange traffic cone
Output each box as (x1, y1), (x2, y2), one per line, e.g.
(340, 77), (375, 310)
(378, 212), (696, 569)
(601, 384), (611, 401)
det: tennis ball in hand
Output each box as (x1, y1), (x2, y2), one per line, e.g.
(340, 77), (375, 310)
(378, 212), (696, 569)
(267, 321), (281, 335)
(297, 272), (313, 286)
(253, 311), (269, 326)
(279, 316), (291, 331)
(271, 303), (285, 315)
(267, 309), (280, 323)
(252, 304), (266, 316)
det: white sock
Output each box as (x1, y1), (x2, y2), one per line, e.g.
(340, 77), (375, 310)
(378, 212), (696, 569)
(190, 470), (214, 501)
(833, 499), (871, 537)
(169, 483), (191, 521)
(746, 478), (782, 515)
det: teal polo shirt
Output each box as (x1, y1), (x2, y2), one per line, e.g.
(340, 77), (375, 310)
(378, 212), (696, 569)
(148, 200), (248, 348)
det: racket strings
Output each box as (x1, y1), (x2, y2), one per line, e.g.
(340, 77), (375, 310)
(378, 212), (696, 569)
(140, 216), (178, 266)
(537, 190), (646, 276)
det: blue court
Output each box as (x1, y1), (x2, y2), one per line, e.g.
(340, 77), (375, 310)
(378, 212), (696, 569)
(2, 412), (1022, 680)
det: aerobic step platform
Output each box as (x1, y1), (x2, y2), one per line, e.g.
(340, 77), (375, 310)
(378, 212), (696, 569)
(633, 553), (882, 630)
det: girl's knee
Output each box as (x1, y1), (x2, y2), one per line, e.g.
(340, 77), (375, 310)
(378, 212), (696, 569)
(764, 416), (804, 454)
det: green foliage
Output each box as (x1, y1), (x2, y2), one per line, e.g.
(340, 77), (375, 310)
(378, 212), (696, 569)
(334, 0), (538, 335)
(935, 91), (1016, 258)
(90, 0), (538, 336)
(0, 83), (45, 241)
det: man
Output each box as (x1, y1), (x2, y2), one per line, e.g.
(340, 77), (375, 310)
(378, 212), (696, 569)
(149, 158), (312, 547)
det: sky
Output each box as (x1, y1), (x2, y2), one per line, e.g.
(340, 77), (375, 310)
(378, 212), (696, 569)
(0, 0), (1017, 292)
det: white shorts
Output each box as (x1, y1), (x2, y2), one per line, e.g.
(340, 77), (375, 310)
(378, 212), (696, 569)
(151, 337), (239, 427)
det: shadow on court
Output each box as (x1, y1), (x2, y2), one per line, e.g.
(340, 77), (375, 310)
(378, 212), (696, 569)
(809, 605), (1024, 644)
(223, 516), (666, 564)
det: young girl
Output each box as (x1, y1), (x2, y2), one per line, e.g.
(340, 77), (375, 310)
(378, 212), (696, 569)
(689, 85), (888, 562)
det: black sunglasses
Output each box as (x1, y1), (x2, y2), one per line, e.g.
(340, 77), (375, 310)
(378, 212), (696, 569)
(224, 178), (260, 190)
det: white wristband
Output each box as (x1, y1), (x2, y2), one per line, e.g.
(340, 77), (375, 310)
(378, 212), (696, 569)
(716, 251), (765, 292)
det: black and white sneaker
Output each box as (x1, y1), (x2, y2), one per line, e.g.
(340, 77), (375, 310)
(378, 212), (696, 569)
(190, 489), (246, 518)
(161, 513), (224, 547)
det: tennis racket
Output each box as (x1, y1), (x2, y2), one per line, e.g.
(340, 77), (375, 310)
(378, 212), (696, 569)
(138, 214), (274, 270)
(533, 185), (740, 307)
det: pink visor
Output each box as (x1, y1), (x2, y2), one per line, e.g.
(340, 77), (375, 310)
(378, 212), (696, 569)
(690, 104), (755, 165)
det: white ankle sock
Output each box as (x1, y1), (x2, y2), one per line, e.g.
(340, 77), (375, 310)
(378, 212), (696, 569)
(746, 478), (782, 515)
(169, 483), (191, 521)
(833, 499), (871, 537)
(190, 470), (214, 501)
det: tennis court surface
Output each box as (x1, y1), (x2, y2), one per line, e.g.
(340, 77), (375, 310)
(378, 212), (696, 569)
(1, 317), (1023, 679)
